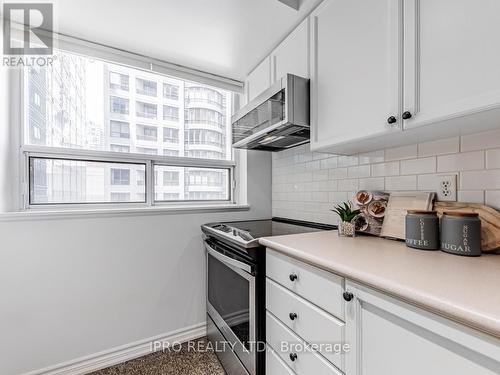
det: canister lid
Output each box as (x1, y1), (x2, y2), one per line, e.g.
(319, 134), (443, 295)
(443, 211), (479, 217)
(407, 210), (437, 215)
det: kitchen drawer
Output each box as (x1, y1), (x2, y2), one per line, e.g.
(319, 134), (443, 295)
(267, 345), (296, 375)
(266, 278), (344, 370)
(266, 311), (343, 375)
(266, 249), (344, 319)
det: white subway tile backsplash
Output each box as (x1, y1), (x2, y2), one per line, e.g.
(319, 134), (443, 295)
(338, 178), (359, 192)
(273, 133), (500, 223)
(312, 170), (329, 181)
(461, 129), (500, 152)
(485, 191), (500, 210)
(400, 157), (436, 175)
(358, 150), (384, 165)
(385, 175), (417, 190)
(385, 144), (417, 161)
(417, 174), (441, 191)
(338, 155), (359, 167)
(329, 168), (348, 179)
(418, 137), (459, 157)
(461, 169), (500, 190)
(320, 157), (338, 170)
(486, 149), (500, 169)
(371, 162), (400, 177)
(437, 151), (484, 172)
(359, 177), (385, 190)
(458, 190), (484, 204)
(347, 165), (371, 178)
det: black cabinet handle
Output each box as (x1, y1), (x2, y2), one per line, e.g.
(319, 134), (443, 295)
(387, 116), (397, 124)
(343, 291), (354, 302)
(289, 273), (298, 282)
(289, 312), (297, 320)
(289, 353), (298, 362)
(402, 111), (412, 120)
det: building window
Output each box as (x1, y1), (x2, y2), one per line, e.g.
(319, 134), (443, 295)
(111, 168), (130, 185)
(136, 78), (157, 97)
(136, 147), (157, 155)
(110, 96), (129, 115)
(110, 144), (130, 153)
(136, 101), (157, 119)
(23, 49), (233, 207)
(110, 120), (130, 138)
(163, 127), (179, 143)
(109, 72), (129, 91)
(136, 124), (158, 141)
(163, 105), (179, 121)
(163, 83), (179, 100)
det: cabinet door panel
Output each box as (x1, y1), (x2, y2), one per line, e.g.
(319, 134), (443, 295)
(345, 281), (500, 375)
(272, 18), (309, 82)
(404, 0), (500, 129)
(310, 0), (402, 151)
(246, 57), (271, 102)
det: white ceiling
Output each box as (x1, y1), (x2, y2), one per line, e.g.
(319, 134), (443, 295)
(51, 0), (323, 81)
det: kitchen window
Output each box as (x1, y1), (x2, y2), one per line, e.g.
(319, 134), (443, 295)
(21, 47), (235, 209)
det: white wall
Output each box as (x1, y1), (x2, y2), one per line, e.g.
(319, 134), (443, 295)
(273, 130), (500, 224)
(0, 150), (271, 375)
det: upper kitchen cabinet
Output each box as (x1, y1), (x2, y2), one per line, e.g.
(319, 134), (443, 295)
(403, 0), (500, 130)
(271, 18), (310, 82)
(246, 56), (272, 102)
(311, 0), (500, 155)
(309, 0), (403, 153)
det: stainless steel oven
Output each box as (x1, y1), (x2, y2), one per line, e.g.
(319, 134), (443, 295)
(202, 218), (334, 375)
(205, 239), (258, 375)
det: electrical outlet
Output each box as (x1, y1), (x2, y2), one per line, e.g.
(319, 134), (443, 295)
(436, 174), (457, 201)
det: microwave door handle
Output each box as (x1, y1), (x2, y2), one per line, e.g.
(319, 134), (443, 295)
(205, 243), (252, 274)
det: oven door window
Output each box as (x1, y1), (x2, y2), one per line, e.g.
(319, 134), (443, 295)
(208, 254), (252, 349)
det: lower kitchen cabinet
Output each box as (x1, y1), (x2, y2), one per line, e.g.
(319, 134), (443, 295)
(344, 281), (500, 375)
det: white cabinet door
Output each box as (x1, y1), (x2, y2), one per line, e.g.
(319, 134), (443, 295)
(246, 56), (271, 102)
(345, 281), (500, 375)
(403, 0), (500, 130)
(310, 0), (402, 153)
(272, 18), (309, 82)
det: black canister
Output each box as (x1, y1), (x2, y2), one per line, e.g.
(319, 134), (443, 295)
(405, 210), (440, 250)
(440, 212), (482, 257)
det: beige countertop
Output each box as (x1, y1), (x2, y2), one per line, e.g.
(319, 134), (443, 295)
(259, 230), (500, 339)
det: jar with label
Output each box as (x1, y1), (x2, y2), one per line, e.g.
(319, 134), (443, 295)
(440, 212), (481, 257)
(405, 210), (439, 250)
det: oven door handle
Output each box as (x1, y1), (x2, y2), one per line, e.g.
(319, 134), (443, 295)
(205, 242), (252, 274)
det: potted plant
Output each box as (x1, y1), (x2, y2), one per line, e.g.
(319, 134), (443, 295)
(332, 202), (360, 237)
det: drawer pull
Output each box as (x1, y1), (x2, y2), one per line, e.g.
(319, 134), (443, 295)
(289, 273), (298, 281)
(289, 353), (298, 362)
(343, 291), (354, 302)
(289, 312), (298, 320)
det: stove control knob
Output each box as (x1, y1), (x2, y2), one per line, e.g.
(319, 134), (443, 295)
(289, 273), (298, 282)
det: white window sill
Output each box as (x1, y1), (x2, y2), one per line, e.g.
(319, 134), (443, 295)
(0, 203), (250, 221)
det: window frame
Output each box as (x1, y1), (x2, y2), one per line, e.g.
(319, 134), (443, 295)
(22, 145), (235, 210)
(17, 43), (240, 212)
